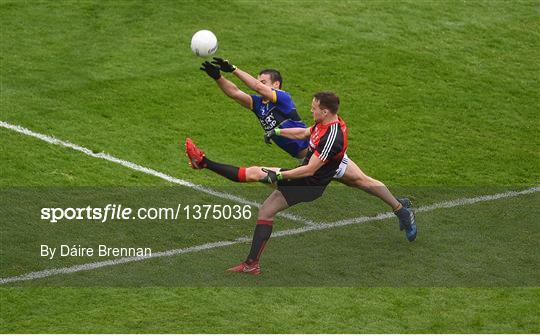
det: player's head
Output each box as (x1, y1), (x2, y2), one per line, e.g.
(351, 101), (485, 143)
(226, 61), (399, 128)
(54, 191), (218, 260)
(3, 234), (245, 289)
(311, 91), (340, 122)
(258, 69), (282, 89)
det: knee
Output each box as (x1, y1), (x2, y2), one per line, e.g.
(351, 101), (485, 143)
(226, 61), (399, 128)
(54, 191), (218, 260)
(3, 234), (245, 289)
(257, 197), (280, 221)
(257, 207), (276, 222)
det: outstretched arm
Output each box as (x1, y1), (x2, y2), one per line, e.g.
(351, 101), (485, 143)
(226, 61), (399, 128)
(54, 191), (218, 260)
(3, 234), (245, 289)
(259, 154), (324, 183)
(276, 127), (310, 140)
(281, 154), (324, 179)
(233, 68), (275, 102)
(211, 58), (275, 102)
(264, 127), (310, 145)
(200, 61), (252, 109)
(215, 77), (252, 109)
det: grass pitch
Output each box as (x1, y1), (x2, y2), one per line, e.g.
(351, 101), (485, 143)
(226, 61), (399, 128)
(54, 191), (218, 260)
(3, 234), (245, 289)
(1, 0), (539, 333)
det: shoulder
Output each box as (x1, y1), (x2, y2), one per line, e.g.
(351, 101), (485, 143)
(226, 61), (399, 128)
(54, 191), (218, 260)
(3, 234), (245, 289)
(273, 88), (290, 95)
(272, 89), (293, 101)
(338, 117), (347, 132)
(319, 122), (343, 145)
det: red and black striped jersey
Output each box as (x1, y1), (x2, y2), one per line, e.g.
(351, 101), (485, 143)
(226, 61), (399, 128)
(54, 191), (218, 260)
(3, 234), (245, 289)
(302, 117), (348, 185)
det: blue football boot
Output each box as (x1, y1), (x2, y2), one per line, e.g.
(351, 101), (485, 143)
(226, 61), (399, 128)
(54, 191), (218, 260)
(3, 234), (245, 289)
(395, 198), (417, 242)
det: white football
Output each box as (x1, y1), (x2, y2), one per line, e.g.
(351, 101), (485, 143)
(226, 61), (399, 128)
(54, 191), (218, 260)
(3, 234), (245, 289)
(190, 30), (218, 57)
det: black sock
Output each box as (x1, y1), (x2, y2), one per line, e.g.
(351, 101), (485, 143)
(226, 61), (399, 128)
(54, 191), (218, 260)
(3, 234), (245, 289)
(202, 157), (245, 182)
(246, 221), (273, 263)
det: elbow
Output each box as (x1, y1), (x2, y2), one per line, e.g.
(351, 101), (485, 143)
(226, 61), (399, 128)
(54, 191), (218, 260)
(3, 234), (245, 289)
(254, 81), (267, 93)
(226, 88), (240, 98)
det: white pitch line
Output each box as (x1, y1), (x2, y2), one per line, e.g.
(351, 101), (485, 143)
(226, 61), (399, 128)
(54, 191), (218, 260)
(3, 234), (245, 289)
(0, 186), (537, 284)
(274, 186), (540, 235)
(0, 120), (313, 225)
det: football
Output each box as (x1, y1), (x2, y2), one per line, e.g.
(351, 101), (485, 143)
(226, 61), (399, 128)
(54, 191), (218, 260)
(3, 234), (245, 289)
(190, 30), (218, 57)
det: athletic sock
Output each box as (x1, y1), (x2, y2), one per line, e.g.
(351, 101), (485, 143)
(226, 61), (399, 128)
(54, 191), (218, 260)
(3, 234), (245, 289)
(246, 220), (273, 263)
(202, 157), (246, 182)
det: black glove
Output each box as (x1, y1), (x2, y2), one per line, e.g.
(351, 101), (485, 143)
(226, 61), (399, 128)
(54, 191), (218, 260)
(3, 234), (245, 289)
(259, 168), (283, 184)
(211, 57), (237, 73)
(200, 61), (221, 80)
(264, 129), (276, 145)
(264, 127), (281, 145)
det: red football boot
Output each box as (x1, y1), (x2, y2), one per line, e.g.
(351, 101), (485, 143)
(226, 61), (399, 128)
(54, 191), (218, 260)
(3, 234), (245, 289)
(226, 261), (261, 276)
(184, 138), (206, 169)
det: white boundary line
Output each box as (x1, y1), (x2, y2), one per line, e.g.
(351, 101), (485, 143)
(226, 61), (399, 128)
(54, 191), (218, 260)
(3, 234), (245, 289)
(0, 120), (314, 225)
(1, 186), (538, 284)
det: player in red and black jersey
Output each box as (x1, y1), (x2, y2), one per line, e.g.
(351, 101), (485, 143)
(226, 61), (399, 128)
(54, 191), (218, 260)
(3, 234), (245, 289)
(184, 92), (417, 275)
(269, 95), (349, 206)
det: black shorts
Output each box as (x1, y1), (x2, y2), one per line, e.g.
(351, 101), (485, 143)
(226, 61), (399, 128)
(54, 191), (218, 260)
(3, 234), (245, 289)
(277, 177), (328, 206)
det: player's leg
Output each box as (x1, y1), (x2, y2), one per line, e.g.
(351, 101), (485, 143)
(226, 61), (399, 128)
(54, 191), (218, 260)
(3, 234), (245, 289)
(227, 190), (289, 275)
(246, 190), (289, 262)
(202, 161), (280, 183)
(339, 158), (401, 209)
(244, 166), (281, 182)
(185, 137), (280, 182)
(338, 158), (417, 241)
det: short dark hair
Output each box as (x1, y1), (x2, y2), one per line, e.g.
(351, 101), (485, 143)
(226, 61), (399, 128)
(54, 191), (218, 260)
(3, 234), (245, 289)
(259, 69), (283, 89)
(313, 91), (340, 114)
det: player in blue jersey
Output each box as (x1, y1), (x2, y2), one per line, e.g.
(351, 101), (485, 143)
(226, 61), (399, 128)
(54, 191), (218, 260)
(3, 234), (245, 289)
(199, 58), (417, 243)
(200, 58), (308, 159)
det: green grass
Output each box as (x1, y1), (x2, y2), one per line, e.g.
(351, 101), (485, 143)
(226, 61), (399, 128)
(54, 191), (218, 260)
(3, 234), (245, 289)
(1, 0), (539, 333)
(1, 0), (538, 187)
(1, 288), (538, 333)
